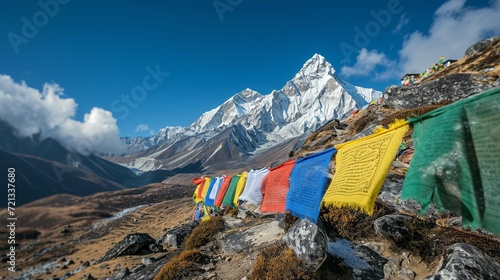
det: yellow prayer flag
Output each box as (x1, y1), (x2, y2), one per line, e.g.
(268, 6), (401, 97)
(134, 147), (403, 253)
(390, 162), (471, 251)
(201, 177), (212, 200)
(322, 119), (409, 215)
(233, 172), (248, 206)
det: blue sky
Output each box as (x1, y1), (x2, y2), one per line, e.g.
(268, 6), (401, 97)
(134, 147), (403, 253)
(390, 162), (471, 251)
(1, 0), (499, 149)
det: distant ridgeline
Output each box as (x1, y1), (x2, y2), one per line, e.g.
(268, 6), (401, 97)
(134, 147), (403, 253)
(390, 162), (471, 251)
(191, 87), (500, 235)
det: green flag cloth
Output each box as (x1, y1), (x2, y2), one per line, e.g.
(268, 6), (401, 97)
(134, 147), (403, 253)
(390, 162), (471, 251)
(222, 174), (241, 207)
(401, 87), (500, 234)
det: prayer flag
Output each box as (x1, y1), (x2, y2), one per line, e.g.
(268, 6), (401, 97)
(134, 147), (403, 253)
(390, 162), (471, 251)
(261, 159), (296, 213)
(322, 120), (409, 215)
(286, 148), (336, 223)
(222, 174), (241, 207)
(238, 168), (270, 205)
(192, 177), (204, 203)
(201, 177), (212, 200)
(402, 87), (500, 234)
(233, 172), (248, 206)
(215, 175), (232, 207)
(205, 177), (221, 207)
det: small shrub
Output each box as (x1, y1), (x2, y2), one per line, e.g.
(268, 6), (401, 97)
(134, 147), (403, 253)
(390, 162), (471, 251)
(378, 104), (447, 128)
(320, 200), (394, 240)
(250, 243), (310, 280)
(182, 215), (224, 250)
(284, 213), (298, 231)
(227, 207), (239, 217)
(154, 249), (205, 280)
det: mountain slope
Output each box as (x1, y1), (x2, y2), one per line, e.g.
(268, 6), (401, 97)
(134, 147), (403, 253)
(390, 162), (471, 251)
(0, 120), (186, 205)
(118, 54), (382, 172)
(0, 148), (125, 205)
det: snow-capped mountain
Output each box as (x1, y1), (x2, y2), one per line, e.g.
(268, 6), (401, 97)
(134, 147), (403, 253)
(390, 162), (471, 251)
(121, 126), (186, 153)
(118, 54), (382, 171)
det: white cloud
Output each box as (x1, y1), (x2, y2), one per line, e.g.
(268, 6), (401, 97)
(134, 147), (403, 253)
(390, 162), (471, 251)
(393, 14), (410, 33)
(136, 124), (150, 132)
(341, 48), (398, 80)
(399, 0), (500, 73)
(0, 75), (126, 155)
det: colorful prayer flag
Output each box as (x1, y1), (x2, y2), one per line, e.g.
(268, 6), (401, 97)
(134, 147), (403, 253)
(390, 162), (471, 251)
(402, 87), (500, 234)
(286, 148), (336, 223)
(200, 177), (212, 200)
(222, 174), (241, 207)
(322, 120), (409, 215)
(238, 168), (269, 205)
(233, 172), (248, 206)
(261, 159), (296, 213)
(215, 175), (232, 207)
(192, 177), (204, 203)
(205, 177), (221, 207)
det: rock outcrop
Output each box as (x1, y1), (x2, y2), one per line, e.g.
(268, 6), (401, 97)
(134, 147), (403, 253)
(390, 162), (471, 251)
(99, 233), (156, 263)
(161, 221), (198, 249)
(383, 73), (494, 109)
(283, 219), (328, 272)
(425, 243), (500, 280)
(465, 36), (500, 57)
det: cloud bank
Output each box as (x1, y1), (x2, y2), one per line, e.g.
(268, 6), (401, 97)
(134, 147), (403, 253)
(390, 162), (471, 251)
(400, 0), (500, 74)
(0, 74), (126, 155)
(341, 48), (397, 80)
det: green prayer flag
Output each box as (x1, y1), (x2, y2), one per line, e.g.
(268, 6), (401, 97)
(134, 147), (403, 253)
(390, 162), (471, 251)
(222, 174), (241, 207)
(402, 87), (500, 234)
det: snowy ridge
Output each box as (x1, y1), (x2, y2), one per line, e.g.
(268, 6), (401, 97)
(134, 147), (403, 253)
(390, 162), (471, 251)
(120, 54), (382, 171)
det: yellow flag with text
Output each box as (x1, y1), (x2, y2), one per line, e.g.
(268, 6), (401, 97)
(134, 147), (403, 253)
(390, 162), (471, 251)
(322, 119), (409, 215)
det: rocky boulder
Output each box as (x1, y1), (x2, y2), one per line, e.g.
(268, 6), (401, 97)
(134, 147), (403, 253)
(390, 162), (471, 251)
(352, 245), (388, 280)
(221, 220), (283, 255)
(465, 36), (500, 57)
(161, 221), (198, 249)
(374, 214), (413, 243)
(99, 233), (156, 263)
(383, 73), (494, 109)
(425, 243), (500, 280)
(283, 219), (328, 272)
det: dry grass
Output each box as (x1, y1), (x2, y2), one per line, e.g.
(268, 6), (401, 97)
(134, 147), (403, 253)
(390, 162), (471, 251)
(348, 109), (377, 134)
(398, 219), (500, 264)
(182, 215), (225, 250)
(378, 104), (449, 128)
(154, 249), (206, 280)
(320, 201), (395, 240)
(250, 243), (310, 280)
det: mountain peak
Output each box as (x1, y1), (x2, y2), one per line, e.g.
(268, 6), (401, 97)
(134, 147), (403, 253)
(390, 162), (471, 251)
(236, 88), (261, 98)
(298, 53), (335, 76)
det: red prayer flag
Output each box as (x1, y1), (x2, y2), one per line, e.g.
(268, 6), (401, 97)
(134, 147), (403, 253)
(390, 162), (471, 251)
(214, 175), (232, 207)
(261, 159), (296, 213)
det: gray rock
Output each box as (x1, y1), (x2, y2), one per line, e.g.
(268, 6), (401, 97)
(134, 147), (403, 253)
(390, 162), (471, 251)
(425, 243), (500, 280)
(105, 268), (130, 280)
(352, 245), (388, 280)
(236, 202), (260, 219)
(132, 264), (145, 273)
(222, 220), (283, 255)
(465, 36), (500, 57)
(149, 240), (163, 253)
(275, 213), (286, 229)
(283, 219), (328, 272)
(374, 215), (412, 243)
(383, 256), (402, 279)
(141, 257), (154, 266)
(398, 268), (415, 280)
(384, 74), (494, 110)
(161, 221), (198, 249)
(98, 233), (156, 263)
